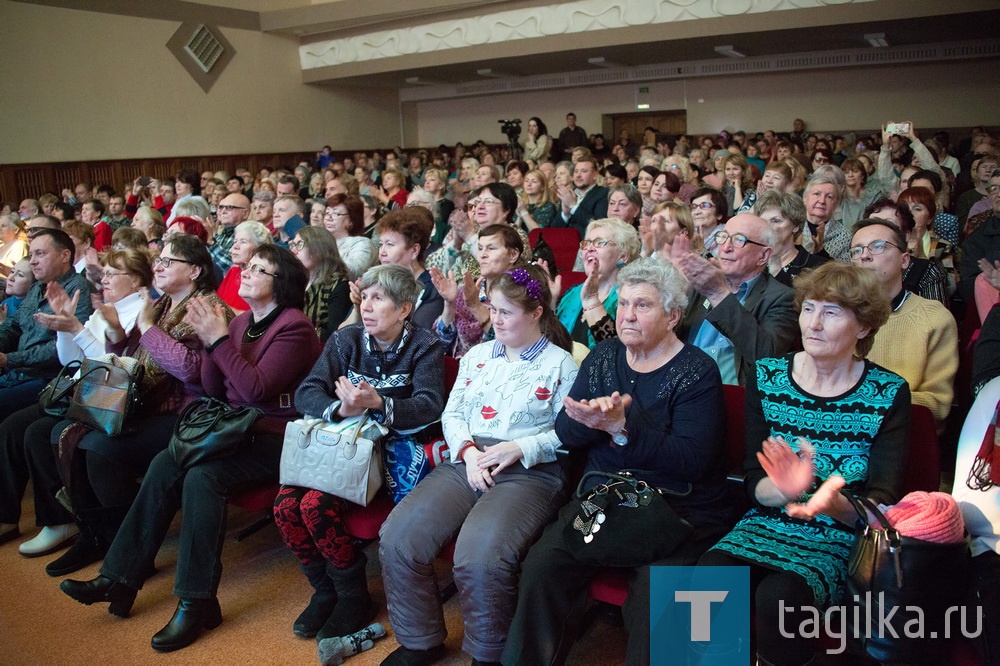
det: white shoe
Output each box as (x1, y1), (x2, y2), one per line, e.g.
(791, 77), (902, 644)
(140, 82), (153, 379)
(18, 524), (79, 558)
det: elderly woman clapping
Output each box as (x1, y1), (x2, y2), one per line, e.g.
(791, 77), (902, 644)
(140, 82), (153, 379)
(506, 258), (732, 666)
(800, 165), (851, 261)
(556, 218), (640, 348)
(700, 262), (909, 666)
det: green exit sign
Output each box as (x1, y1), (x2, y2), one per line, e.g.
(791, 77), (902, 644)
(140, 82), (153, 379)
(639, 86), (650, 93)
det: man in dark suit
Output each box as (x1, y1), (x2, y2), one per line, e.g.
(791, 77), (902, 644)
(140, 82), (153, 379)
(553, 156), (609, 237)
(671, 214), (798, 386)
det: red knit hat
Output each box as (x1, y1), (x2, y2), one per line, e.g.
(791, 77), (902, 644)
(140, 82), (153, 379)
(885, 491), (965, 544)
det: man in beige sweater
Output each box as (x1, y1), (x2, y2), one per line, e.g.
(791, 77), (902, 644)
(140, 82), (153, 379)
(850, 218), (958, 426)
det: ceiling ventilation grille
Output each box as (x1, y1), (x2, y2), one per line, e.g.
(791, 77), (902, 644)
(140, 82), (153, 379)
(185, 25), (225, 73)
(401, 39), (1000, 102)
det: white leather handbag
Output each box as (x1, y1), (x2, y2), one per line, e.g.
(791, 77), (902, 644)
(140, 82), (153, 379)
(279, 411), (386, 506)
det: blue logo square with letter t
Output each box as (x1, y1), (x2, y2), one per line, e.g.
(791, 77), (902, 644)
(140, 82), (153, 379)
(650, 566), (750, 666)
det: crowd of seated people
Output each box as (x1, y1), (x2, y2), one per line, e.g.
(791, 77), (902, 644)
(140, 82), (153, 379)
(0, 116), (998, 665)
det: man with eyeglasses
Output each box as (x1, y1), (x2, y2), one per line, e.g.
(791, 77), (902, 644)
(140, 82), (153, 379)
(851, 218), (957, 427)
(959, 169), (1000, 304)
(208, 193), (250, 277)
(672, 214), (797, 385)
(0, 228), (93, 420)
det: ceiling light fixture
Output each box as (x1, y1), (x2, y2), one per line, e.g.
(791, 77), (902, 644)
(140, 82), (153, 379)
(588, 56), (626, 68)
(476, 68), (516, 78)
(864, 32), (889, 48)
(713, 45), (746, 59)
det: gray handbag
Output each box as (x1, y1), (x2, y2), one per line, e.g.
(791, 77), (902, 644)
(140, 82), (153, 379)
(279, 411), (386, 506)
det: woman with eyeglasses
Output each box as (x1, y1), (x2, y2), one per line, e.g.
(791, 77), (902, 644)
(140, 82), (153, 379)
(217, 221), (273, 314)
(323, 194), (376, 281)
(62, 245), (321, 653)
(663, 156), (699, 205)
(290, 226), (352, 342)
(690, 187), (729, 255)
(18, 240), (233, 575)
(754, 190), (829, 287)
(555, 218), (640, 348)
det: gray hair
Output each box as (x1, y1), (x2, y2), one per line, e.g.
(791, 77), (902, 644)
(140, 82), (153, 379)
(358, 264), (422, 308)
(803, 164), (846, 207)
(753, 190), (807, 233)
(607, 183), (642, 211)
(252, 190), (275, 203)
(587, 217), (641, 262)
(234, 220), (273, 246)
(172, 196), (211, 221)
(407, 188), (435, 206)
(617, 257), (689, 312)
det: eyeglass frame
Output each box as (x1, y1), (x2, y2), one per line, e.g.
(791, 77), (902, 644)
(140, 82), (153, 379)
(579, 238), (620, 249)
(712, 230), (768, 249)
(101, 270), (130, 280)
(153, 256), (196, 268)
(848, 239), (904, 260)
(242, 263), (280, 278)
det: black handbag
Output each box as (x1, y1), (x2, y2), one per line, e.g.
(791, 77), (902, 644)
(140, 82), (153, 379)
(39, 360), (82, 417)
(562, 470), (693, 567)
(168, 397), (262, 469)
(844, 493), (971, 664)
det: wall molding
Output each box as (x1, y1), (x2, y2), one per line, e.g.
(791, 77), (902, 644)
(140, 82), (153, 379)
(300, 0), (877, 70)
(399, 39), (1000, 102)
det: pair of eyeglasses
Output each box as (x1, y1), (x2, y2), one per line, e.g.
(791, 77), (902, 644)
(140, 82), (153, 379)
(242, 264), (279, 278)
(288, 240), (305, 250)
(468, 197), (499, 208)
(986, 184), (1000, 195)
(579, 238), (619, 249)
(692, 201), (714, 210)
(101, 270), (129, 279)
(217, 204), (247, 212)
(713, 230), (767, 249)
(848, 239), (903, 260)
(813, 157), (830, 164)
(153, 256), (195, 268)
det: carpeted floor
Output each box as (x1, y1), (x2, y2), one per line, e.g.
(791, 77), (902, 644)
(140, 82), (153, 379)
(0, 492), (627, 666)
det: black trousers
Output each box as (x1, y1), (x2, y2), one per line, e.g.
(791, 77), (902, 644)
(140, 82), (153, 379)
(0, 403), (72, 526)
(100, 432), (281, 599)
(502, 501), (728, 666)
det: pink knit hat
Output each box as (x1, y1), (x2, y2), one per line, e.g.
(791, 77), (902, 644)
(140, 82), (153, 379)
(885, 491), (965, 544)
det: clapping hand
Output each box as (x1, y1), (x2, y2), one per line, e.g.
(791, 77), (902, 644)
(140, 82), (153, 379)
(785, 475), (846, 521)
(562, 391), (632, 436)
(429, 267), (459, 304)
(348, 279), (363, 307)
(668, 234), (728, 302)
(557, 183), (576, 211)
(183, 295), (230, 346)
(757, 436), (815, 504)
(334, 376), (383, 417)
(978, 259), (1000, 290)
(534, 258), (562, 307)
(34, 288), (83, 334)
(135, 288), (158, 333)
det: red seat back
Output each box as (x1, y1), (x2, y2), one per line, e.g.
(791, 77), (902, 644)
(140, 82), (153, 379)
(902, 404), (941, 494)
(722, 384), (747, 477)
(529, 227), (581, 275)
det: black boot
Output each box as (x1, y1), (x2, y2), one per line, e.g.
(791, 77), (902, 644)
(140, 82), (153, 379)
(60, 575), (137, 618)
(150, 597), (223, 652)
(380, 644), (446, 666)
(316, 554), (377, 640)
(293, 560), (338, 638)
(45, 530), (106, 577)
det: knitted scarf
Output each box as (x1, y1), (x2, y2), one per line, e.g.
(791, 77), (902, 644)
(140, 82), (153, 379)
(968, 397), (1000, 491)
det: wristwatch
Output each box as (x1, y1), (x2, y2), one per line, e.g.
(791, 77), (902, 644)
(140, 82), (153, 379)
(611, 425), (629, 446)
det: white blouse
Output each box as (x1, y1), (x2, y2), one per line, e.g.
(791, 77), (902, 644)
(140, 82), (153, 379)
(443, 337), (578, 468)
(56, 291), (144, 364)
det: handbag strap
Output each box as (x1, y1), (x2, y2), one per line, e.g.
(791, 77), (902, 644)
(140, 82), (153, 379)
(575, 470), (637, 499)
(173, 398), (231, 443)
(44, 360), (84, 403)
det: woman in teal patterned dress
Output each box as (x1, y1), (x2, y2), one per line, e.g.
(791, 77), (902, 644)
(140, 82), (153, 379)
(699, 262), (911, 666)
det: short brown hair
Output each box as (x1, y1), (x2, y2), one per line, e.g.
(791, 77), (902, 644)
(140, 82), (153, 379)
(325, 193), (365, 236)
(375, 208), (435, 261)
(103, 248), (154, 287)
(793, 262), (890, 358)
(63, 219), (95, 247)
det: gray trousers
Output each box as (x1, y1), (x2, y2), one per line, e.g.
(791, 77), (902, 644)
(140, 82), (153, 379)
(379, 459), (564, 662)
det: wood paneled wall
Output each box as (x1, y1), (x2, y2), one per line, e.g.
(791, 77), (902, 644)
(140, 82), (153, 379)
(0, 152), (320, 205)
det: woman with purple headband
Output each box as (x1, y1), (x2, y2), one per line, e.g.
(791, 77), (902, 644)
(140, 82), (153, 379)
(379, 264), (577, 666)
